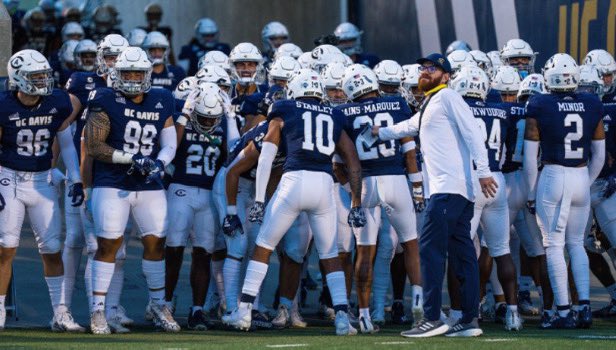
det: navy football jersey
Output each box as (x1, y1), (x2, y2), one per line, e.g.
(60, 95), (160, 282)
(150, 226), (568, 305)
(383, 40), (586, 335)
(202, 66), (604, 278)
(0, 89), (73, 171)
(501, 102), (527, 173)
(526, 92), (604, 167)
(151, 65), (186, 92)
(66, 71), (107, 156)
(600, 101), (616, 178)
(88, 87), (175, 191)
(465, 98), (509, 172)
(485, 89), (502, 104)
(269, 99), (343, 175)
(170, 121), (226, 190)
(337, 96), (411, 177)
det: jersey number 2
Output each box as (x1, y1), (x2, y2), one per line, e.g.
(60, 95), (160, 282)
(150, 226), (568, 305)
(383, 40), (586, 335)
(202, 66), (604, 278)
(564, 113), (583, 159)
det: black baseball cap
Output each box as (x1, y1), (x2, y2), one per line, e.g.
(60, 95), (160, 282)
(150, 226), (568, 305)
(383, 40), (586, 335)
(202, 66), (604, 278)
(417, 53), (452, 73)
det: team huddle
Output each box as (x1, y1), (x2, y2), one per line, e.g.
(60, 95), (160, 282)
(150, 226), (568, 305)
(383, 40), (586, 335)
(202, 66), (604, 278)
(0, 16), (615, 339)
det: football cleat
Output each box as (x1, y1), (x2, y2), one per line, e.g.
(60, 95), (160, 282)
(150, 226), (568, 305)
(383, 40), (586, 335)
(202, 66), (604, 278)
(479, 296), (495, 321)
(445, 319), (483, 337)
(391, 301), (410, 325)
(114, 305), (134, 326)
(222, 305), (252, 331)
(542, 311), (576, 329)
(90, 310), (111, 334)
(576, 305), (592, 329)
(359, 316), (379, 334)
(144, 300), (155, 321)
(504, 308), (523, 331)
(518, 290), (539, 316)
(271, 305), (290, 329)
(494, 303), (507, 324)
(539, 311), (553, 329)
(335, 311), (357, 336)
(445, 312), (461, 328)
(251, 310), (273, 330)
(319, 303), (336, 321)
(290, 307), (307, 328)
(187, 308), (208, 331)
(50, 307), (86, 333)
(371, 307), (386, 326)
(592, 299), (616, 318)
(151, 303), (181, 332)
(107, 314), (130, 334)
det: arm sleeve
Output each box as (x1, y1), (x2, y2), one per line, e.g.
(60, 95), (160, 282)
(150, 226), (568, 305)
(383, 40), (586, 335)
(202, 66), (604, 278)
(523, 140), (540, 200)
(254, 141), (278, 203)
(57, 127), (81, 183)
(226, 113), (241, 152)
(157, 125), (177, 166)
(378, 113), (419, 141)
(589, 140), (606, 183)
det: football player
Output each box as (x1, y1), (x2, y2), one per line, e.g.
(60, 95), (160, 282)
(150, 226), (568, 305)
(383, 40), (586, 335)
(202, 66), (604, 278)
(84, 47), (179, 334)
(178, 18), (231, 76)
(0, 49), (85, 332)
(142, 31), (186, 91)
(197, 50), (232, 75)
(334, 22), (380, 68)
(500, 39), (537, 80)
(524, 53), (605, 329)
(261, 21), (290, 66)
(584, 49), (616, 102)
(223, 69), (365, 335)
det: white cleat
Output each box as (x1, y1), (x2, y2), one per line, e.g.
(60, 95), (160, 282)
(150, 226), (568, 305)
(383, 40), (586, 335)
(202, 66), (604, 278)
(151, 303), (181, 332)
(359, 316), (379, 334)
(271, 305), (290, 329)
(114, 305), (134, 326)
(0, 304), (5, 330)
(107, 315), (130, 334)
(371, 308), (386, 326)
(222, 305), (252, 331)
(290, 307), (307, 328)
(90, 310), (111, 334)
(335, 311), (357, 336)
(144, 300), (154, 321)
(51, 306), (85, 333)
(505, 308), (523, 331)
(319, 303), (336, 321)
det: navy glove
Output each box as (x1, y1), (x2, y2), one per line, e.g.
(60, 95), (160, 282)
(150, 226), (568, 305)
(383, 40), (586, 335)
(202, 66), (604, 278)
(603, 175), (616, 199)
(145, 159), (165, 186)
(68, 182), (85, 207)
(223, 215), (244, 237)
(0, 192), (5, 212)
(248, 201), (265, 224)
(128, 155), (155, 176)
(526, 200), (536, 215)
(348, 206), (366, 228)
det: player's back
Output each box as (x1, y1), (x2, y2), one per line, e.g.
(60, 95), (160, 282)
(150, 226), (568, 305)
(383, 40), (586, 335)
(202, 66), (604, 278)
(337, 96), (411, 177)
(270, 99), (343, 175)
(501, 101), (527, 173)
(527, 92), (604, 166)
(464, 97), (509, 172)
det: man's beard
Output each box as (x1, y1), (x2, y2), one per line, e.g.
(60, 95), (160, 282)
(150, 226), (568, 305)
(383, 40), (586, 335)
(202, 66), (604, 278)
(418, 76), (441, 92)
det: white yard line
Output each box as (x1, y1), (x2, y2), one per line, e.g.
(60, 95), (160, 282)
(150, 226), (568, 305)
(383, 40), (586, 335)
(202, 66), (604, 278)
(266, 344), (310, 348)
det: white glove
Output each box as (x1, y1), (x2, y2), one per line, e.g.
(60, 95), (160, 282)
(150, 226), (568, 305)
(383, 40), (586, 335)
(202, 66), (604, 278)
(219, 89), (235, 118)
(180, 88), (201, 124)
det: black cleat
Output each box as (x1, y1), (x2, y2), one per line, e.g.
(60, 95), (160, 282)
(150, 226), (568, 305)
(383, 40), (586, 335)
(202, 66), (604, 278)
(576, 306), (592, 329)
(187, 308), (208, 331)
(391, 301), (411, 325)
(250, 310), (273, 330)
(494, 303), (507, 324)
(542, 311), (576, 329)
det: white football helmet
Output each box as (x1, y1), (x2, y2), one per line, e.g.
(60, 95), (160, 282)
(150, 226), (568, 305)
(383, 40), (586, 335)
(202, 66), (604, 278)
(127, 28), (148, 47)
(74, 39), (97, 72)
(469, 50), (493, 76)
(577, 64), (604, 97)
(286, 68), (323, 100)
(192, 82), (225, 134)
(584, 49), (616, 94)
(229, 42), (264, 85)
(341, 64), (379, 100)
(373, 60), (403, 97)
(445, 40), (471, 56)
(8, 49), (54, 95)
(112, 47), (152, 95)
(500, 38), (537, 78)
(61, 21), (84, 42)
(402, 63), (422, 107)
(517, 73), (547, 102)
(173, 76), (198, 100)
(297, 52), (314, 69)
(543, 53), (580, 92)
(96, 34), (129, 76)
(491, 66), (521, 94)
(487, 50), (502, 77)
(310, 44), (343, 73)
(268, 56), (301, 84)
(196, 64), (232, 90)
(142, 31), (169, 65)
(447, 50), (478, 74)
(274, 43), (303, 60)
(320, 61), (347, 106)
(195, 18), (219, 48)
(450, 65), (490, 100)
(59, 40), (79, 69)
(334, 22), (362, 55)
(261, 21), (289, 54)
(198, 50), (231, 73)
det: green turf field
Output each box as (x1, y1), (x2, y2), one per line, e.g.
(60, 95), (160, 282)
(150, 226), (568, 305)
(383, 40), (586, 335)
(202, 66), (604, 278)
(1, 319), (616, 350)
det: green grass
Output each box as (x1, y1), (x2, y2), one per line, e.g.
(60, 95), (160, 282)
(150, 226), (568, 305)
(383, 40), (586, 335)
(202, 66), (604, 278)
(1, 319), (616, 350)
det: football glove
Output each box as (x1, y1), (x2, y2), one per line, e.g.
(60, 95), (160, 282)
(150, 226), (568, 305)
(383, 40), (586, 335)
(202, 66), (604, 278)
(348, 206), (366, 228)
(411, 185), (425, 213)
(145, 159), (165, 186)
(526, 200), (536, 215)
(128, 155), (155, 176)
(0, 192), (5, 212)
(181, 88), (201, 119)
(603, 174), (616, 199)
(223, 214), (244, 237)
(68, 182), (85, 207)
(248, 201), (265, 224)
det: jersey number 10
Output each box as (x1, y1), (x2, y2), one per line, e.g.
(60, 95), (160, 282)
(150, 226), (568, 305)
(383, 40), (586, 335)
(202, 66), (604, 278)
(301, 111), (335, 155)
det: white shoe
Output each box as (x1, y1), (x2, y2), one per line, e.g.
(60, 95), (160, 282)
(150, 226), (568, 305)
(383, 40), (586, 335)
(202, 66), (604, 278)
(90, 310), (111, 334)
(0, 304), (5, 330)
(114, 305), (134, 326)
(144, 300), (154, 321)
(151, 303), (181, 332)
(222, 304), (252, 331)
(505, 308), (523, 331)
(290, 307), (307, 328)
(51, 306), (85, 333)
(319, 303), (336, 321)
(371, 308), (385, 326)
(335, 311), (357, 336)
(107, 315), (130, 334)
(359, 316), (379, 334)
(271, 305), (290, 329)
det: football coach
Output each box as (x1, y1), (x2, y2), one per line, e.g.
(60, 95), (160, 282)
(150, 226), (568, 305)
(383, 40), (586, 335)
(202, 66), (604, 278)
(370, 53), (498, 337)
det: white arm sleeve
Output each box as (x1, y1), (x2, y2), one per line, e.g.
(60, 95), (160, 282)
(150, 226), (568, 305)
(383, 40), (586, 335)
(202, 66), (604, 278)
(378, 113), (419, 141)
(523, 140), (540, 201)
(226, 115), (241, 152)
(57, 127), (81, 183)
(588, 140), (606, 183)
(254, 141), (278, 203)
(157, 125), (177, 166)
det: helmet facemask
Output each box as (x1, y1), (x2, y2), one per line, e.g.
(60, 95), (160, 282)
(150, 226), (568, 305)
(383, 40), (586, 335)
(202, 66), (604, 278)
(114, 69), (152, 96)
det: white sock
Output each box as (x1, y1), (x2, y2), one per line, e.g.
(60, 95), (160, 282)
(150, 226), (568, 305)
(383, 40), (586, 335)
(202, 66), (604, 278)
(607, 283), (616, 300)
(508, 304), (518, 312)
(325, 271), (348, 308)
(85, 255), (93, 311)
(568, 243), (590, 301)
(223, 258), (242, 310)
(241, 260), (268, 298)
(106, 259), (125, 309)
(142, 259), (165, 304)
(211, 259), (226, 306)
(411, 285), (423, 310)
(558, 308), (570, 317)
(518, 275), (534, 292)
(45, 275), (65, 313)
(359, 307), (370, 320)
(61, 247), (82, 308)
(545, 246), (569, 307)
(92, 260), (115, 311)
(371, 251), (391, 312)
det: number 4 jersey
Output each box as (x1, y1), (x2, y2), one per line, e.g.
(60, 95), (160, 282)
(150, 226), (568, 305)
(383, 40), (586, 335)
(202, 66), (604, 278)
(526, 92), (604, 167)
(87, 87), (175, 191)
(0, 89), (73, 172)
